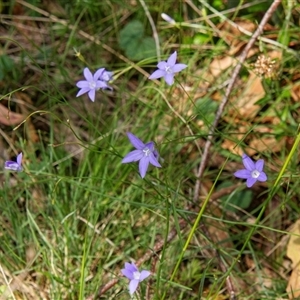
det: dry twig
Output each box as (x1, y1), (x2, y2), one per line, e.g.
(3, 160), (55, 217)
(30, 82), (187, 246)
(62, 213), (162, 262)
(193, 0), (282, 203)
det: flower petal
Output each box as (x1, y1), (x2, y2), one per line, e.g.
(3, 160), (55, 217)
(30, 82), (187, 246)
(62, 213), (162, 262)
(129, 279), (139, 295)
(144, 142), (154, 151)
(255, 159), (264, 172)
(5, 161), (20, 171)
(94, 68), (105, 80)
(164, 73), (174, 85)
(88, 89), (96, 102)
(122, 150), (144, 163)
(121, 269), (134, 280)
(139, 156), (150, 178)
(157, 61), (167, 69)
(101, 71), (113, 81)
(83, 67), (93, 82)
(149, 69), (166, 80)
(242, 154), (255, 171)
(127, 132), (145, 150)
(153, 149), (159, 159)
(246, 177), (257, 188)
(257, 172), (267, 182)
(167, 51), (177, 66)
(76, 87), (90, 97)
(149, 153), (161, 168)
(95, 81), (108, 90)
(234, 169), (251, 179)
(126, 262), (138, 272)
(17, 153), (22, 166)
(139, 270), (151, 281)
(76, 80), (90, 88)
(172, 63), (187, 73)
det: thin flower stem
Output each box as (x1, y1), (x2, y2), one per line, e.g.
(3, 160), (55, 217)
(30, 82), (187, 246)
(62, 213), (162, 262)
(193, 0), (282, 203)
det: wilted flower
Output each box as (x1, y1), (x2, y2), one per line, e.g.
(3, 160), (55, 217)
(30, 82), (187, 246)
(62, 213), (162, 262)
(5, 152), (23, 172)
(122, 132), (161, 178)
(234, 153), (267, 188)
(161, 13), (176, 25)
(97, 68), (113, 82)
(76, 67), (112, 102)
(121, 262), (151, 295)
(149, 51), (187, 85)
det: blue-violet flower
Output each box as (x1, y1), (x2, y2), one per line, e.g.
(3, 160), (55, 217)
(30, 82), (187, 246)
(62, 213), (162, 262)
(121, 262), (151, 295)
(5, 152), (23, 172)
(149, 51), (187, 86)
(76, 67), (112, 102)
(122, 132), (161, 178)
(234, 153), (267, 188)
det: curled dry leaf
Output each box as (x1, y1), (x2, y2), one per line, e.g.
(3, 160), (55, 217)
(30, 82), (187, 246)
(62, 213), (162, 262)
(0, 104), (24, 126)
(231, 72), (265, 119)
(210, 56), (235, 78)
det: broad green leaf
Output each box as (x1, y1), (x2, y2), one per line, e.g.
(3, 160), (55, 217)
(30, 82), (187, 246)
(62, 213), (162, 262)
(0, 55), (14, 80)
(119, 20), (144, 51)
(195, 97), (218, 124)
(219, 181), (253, 213)
(119, 20), (156, 60)
(124, 37), (156, 61)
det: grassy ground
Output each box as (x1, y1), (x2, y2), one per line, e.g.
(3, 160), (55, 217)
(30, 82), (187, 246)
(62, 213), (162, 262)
(0, 0), (300, 299)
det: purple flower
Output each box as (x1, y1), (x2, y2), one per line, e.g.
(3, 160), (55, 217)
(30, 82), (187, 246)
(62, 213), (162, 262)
(121, 262), (151, 295)
(122, 132), (161, 178)
(5, 152), (23, 172)
(98, 68), (113, 82)
(149, 51), (187, 86)
(76, 67), (111, 102)
(234, 154), (267, 188)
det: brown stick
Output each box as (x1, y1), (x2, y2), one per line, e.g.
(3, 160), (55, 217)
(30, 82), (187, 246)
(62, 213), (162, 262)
(193, 0), (282, 203)
(190, 1), (282, 298)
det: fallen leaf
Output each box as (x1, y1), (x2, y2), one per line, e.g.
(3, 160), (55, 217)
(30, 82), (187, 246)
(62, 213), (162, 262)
(248, 136), (285, 155)
(291, 83), (300, 102)
(287, 268), (300, 299)
(210, 56), (235, 78)
(0, 104), (24, 126)
(231, 72), (265, 119)
(286, 220), (300, 299)
(286, 220), (300, 268)
(16, 92), (39, 143)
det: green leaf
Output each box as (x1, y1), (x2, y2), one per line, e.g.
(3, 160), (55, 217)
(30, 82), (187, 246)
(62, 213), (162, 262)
(195, 97), (218, 124)
(119, 20), (156, 60)
(193, 33), (211, 45)
(219, 181), (253, 213)
(119, 20), (144, 50)
(0, 55), (14, 80)
(125, 37), (156, 61)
